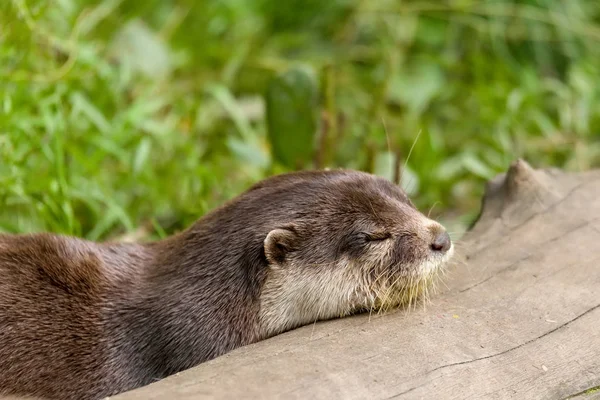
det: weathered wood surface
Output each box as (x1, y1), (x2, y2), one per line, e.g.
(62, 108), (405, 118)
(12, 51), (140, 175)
(114, 159), (600, 400)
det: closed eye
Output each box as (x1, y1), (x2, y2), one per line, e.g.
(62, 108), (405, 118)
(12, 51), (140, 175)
(340, 231), (391, 257)
(365, 232), (391, 241)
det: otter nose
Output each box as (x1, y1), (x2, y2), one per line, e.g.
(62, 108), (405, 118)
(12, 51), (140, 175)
(430, 231), (451, 253)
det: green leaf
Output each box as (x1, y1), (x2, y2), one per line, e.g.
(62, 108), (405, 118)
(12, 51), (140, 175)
(132, 137), (152, 175)
(227, 136), (270, 170)
(388, 60), (445, 115)
(399, 165), (420, 197)
(461, 153), (496, 180)
(109, 19), (172, 79)
(373, 151), (396, 183)
(265, 65), (319, 169)
(373, 151), (420, 196)
(70, 92), (111, 134)
(206, 84), (256, 141)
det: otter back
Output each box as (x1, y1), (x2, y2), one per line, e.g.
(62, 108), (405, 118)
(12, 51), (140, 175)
(0, 233), (151, 399)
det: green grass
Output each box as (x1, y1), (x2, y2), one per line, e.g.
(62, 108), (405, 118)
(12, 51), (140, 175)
(1, 0), (599, 241)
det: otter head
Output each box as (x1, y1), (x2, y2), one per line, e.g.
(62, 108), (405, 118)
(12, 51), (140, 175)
(243, 170), (453, 338)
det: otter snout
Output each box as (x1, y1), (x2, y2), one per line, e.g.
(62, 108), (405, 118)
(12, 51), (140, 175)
(430, 231), (451, 253)
(425, 222), (452, 254)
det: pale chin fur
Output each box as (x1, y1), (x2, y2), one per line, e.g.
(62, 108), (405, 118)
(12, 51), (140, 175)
(258, 245), (453, 340)
(258, 260), (365, 339)
(419, 242), (454, 276)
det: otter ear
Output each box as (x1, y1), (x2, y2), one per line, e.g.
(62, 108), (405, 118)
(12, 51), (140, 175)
(264, 226), (299, 265)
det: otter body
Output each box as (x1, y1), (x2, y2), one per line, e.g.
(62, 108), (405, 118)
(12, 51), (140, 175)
(0, 170), (453, 399)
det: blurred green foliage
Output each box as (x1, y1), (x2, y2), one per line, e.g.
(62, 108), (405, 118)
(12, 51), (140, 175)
(1, 0), (599, 240)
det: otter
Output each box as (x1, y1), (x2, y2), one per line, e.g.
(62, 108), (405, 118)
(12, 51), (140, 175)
(0, 169), (453, 400)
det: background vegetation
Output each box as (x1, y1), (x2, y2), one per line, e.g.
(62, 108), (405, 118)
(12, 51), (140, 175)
(1, 0), (599, 241)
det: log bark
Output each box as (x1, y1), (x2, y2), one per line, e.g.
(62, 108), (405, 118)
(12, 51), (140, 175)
(114, 159), (600, 400)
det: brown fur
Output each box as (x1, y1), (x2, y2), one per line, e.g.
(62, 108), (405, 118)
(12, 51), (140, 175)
(0, 169), (452, 399)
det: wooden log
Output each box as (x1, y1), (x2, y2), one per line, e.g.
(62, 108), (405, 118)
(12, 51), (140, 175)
(113, 159), (600, 400)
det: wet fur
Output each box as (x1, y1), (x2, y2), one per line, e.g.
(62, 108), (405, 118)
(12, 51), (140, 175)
(0, 170), (452, 399)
